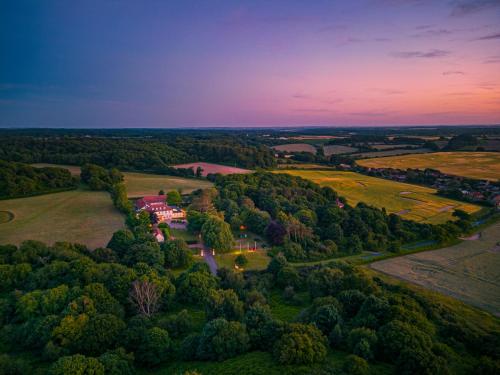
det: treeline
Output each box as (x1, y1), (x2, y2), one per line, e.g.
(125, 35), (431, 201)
(213, 173), (470, 261)
(80, 163), (133, 215)
(0, 134), (276, 171)
(0, 239), (498, 373)
(0, 160), (78, 199)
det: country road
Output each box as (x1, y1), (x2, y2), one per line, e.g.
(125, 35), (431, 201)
(203, 246), (218, 275)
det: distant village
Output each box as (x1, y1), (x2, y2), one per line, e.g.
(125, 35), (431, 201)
(361, 167), (500, 209)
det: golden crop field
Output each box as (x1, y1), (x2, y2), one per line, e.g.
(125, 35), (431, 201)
(277, 170), (480, 224)
(357, 152), (500, 181)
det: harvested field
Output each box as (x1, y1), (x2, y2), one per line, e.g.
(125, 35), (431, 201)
(323, 145), (358, 156)
(0, 188), (124, 249)
(172, 162), (252, 177)
(357, 152), (500, 181)
(371, 221), (500, 316)
(276, 170), (480, 224)
(272, 143), (317, 154)
(353, 148), (431, 158)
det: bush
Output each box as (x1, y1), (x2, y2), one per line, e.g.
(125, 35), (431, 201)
(235, 254), (248, 267)
(0, 354), (32, 375)
(205, 289), (244, 321)
(197, 318), (250, 361)
(50, 354), (104, 375)
(342, 355), (369, 375)
(273, 323), (327, 365)
(135, 327), (172, 367)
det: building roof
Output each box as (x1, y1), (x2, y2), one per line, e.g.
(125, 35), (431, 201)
(135, 195), (184, 213)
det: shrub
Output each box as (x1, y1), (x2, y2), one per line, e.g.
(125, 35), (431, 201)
(197, 318), (250, 361)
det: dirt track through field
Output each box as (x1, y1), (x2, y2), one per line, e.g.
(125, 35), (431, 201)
(371, 221), (500, 316)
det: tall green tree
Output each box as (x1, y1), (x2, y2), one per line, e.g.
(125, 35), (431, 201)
(201, 216), (234, 253)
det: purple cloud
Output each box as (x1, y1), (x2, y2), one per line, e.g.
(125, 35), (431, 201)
(451, 0), (500, 16)
(391, 49), (450, 58)
(443, 71), (465, 75)
(475, 32), (500, 40)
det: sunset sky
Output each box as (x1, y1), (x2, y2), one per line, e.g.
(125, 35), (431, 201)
(1, 0), (500, 128)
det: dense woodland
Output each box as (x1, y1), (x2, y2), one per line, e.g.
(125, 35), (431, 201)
(210, 173), (470, 261)
(0, 161), (78, 199)
(0, 134), (276, 171)
(0, 237), (498, 374)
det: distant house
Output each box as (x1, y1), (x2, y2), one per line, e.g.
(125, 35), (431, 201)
(135, 195), (186, 222)
(153, 228), (165, 242)
(336, 198), (345, 209)
(492, 195), (500, 209)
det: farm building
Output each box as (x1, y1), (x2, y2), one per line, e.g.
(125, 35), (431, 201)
(135, 195), (186, 222)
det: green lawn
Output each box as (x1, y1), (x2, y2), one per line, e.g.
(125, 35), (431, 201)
(0, 188), (124, 249)
(276, 170), (480, 224)
(123, 172), (213, 197)
(215, 250), (271, 271)
(170, 228), (199, 242)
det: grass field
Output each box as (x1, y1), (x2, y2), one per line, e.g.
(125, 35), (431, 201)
(272, 143), (317, 154)
(123, 172), (213, 197)
(0, 211), (14, 224)
(0, 188), (124, 249)
(277, 163), (335, 170)
(215, 250), (271, 271)
(371, 221), (500, 316)
(323, 145), (358, 156)
(357, 152), (500, 181)
(277, 170), (480, 224)
(32, 163), (213, 197)
(353, 148), (431, 158)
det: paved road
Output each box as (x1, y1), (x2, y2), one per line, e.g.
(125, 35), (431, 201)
(202, 245), (218, 275)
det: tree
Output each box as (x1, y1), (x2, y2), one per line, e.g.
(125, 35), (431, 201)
(162, 239), (193, 269)
(205, 289), (244, 321)
(98, 348), (135, 375)
(107, 230), (135, 258)
(310, 304), (342, 335)
(265, 221), (287, 245)
(176, 267), (218, 304)
(129, 280), (161, 317)
(201, 216), (234, 253)
(338, 290), (366, 319)
(307, 267), (345, 298)
(235, 254), (248, 268)
(342, 355), (369, 375)
(244, 303), (283, 350)
(82, 314), (125, 355)
(197, 318), (250, 361)
(123, 243), (164, 267)
(276, 266), (301, 289)
(267, 253), (288, 276)
(347, 327), (378, 361)
(167, 190), (182, 206)
(0, 354), (31, 375)
(273, 323), (327, 365)
(135, 327), (172, 366)
(50, 354), (104, 375)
